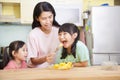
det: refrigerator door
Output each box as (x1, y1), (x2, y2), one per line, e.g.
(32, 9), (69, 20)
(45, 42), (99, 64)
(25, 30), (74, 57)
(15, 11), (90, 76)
(92, 6), (120, 53)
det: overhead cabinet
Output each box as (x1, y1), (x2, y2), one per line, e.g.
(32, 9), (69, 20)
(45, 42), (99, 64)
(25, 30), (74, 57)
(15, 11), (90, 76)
(0, 1), (20, 23)
(0, 0), (20, 3)
(0, 0), (83, 25)
(20, 0), (36, 24)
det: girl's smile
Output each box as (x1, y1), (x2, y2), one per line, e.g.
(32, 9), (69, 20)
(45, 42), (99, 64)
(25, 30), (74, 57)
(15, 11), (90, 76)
(59, 32), (75, 49)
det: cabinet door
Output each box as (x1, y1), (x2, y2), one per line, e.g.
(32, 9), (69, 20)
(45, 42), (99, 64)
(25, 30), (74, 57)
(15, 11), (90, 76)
(0, 2), (20, 23)
(21, 0), (37, 24)
(0, 0), (20, 3)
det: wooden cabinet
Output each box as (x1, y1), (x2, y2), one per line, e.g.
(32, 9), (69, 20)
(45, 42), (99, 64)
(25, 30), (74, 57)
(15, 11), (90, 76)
(20, 0), (37, 24)
(114, 0), (120, 5)
(0, 1), (20, 23)
(0, 0), (20, 3)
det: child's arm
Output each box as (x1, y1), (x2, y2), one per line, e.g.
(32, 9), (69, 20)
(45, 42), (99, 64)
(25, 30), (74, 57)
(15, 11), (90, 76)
(73, 61), (88, 67)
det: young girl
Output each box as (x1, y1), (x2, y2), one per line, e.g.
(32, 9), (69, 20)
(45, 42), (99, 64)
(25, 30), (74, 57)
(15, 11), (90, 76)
(2, 40), (28, 69)
(55, 23), (90, 67)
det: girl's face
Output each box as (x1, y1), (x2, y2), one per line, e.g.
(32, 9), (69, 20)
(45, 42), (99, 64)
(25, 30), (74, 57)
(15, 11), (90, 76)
(37, 11), (54, 33)
(15, 44), (28, 61)
(58, 32), (77, 49)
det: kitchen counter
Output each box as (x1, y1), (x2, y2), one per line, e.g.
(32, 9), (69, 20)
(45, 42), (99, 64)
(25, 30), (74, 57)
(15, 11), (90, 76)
(0, 66), (120, 80)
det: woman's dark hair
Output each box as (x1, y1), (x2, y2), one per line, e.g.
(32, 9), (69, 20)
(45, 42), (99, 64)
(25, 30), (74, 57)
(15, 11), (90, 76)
(58, 23), (80, 59)
(2, 40), (25, 69)
(32, 1), (60, 29)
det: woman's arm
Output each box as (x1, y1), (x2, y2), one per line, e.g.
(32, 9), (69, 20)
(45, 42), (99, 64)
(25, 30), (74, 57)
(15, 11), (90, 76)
(30, 56), (46, 65)
(30, 53), (55, 65)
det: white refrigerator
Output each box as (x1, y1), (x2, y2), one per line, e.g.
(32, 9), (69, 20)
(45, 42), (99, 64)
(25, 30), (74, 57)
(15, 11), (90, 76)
(91, 6), (120, 65)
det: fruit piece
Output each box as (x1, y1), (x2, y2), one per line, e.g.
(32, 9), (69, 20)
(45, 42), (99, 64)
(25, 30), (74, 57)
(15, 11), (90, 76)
(59, 43), (63, 48)
(59, 62), (66, 66)
(53, 62), (73, 70)
(55, 43), (63, 52)
(67, 62), (72, 66)
(53, 64), (59, 69)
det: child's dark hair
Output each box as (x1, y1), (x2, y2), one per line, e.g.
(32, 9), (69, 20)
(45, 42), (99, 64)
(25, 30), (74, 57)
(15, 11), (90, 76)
(2, 40), (25, 69)
(32, 1), (60, 29)
(58, 23), (80, 59)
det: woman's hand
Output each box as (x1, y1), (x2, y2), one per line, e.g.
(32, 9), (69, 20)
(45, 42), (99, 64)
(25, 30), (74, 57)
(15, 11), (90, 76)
(46, 52), (55, 64)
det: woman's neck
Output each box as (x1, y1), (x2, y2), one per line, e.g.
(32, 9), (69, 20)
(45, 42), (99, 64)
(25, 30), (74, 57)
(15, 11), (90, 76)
(40, 27), (52, 34)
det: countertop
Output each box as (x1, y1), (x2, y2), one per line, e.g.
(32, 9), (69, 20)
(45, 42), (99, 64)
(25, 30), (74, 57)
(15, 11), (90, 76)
(0, 66), (120, 80)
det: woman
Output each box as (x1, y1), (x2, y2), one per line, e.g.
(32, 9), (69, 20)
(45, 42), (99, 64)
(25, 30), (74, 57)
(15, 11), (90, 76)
(27, 1), (60, 68)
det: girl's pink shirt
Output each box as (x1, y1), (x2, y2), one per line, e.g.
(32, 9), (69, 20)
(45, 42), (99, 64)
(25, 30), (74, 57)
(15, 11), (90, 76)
(4, 60), (27, 69)
(27, 27), (60, 68)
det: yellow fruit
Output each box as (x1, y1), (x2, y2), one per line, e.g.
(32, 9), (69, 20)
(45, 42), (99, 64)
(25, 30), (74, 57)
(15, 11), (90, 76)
(59, 65), (67, 70)
(59, 43), (63, 48)
(67, 62), (72, 66)
(53, 62), (73, 70)
(59, 62), (66, 66)
(66, 64), (72, 69)
(53, 64), (59, 69)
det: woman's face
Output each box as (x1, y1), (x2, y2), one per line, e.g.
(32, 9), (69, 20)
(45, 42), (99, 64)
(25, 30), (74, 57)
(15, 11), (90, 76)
(37, 11), (54, 32)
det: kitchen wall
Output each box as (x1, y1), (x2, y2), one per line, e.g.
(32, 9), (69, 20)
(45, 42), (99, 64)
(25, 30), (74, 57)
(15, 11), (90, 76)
(0, 23), (31, 47)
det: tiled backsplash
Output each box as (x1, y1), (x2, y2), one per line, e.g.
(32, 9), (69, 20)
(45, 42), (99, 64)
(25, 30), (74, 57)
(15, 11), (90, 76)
(0, 23), (32, 47)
